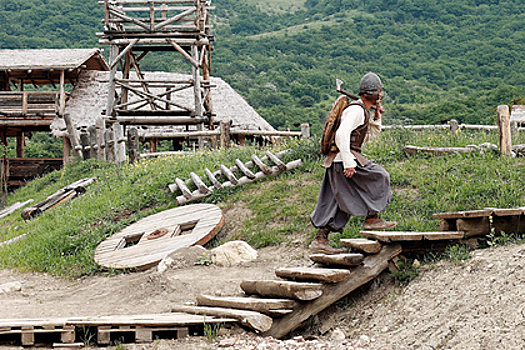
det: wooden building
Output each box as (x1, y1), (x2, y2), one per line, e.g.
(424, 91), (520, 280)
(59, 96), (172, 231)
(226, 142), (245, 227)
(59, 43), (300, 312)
(0, 49), (108, 189)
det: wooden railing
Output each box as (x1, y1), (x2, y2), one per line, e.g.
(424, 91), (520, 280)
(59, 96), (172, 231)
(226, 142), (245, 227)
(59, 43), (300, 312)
(0, 91), (59, 118)
(99, 0), (212, 34)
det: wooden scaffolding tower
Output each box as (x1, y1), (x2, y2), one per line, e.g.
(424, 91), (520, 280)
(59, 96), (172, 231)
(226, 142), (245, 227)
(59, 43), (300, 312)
(98, 0), (214, 150)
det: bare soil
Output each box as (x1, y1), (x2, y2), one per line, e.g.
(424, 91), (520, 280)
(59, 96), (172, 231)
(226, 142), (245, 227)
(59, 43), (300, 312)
(1, 203), (524, 349)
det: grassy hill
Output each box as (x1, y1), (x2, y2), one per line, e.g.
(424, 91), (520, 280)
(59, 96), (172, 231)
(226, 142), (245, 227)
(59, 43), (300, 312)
(1, 130), (524, 278)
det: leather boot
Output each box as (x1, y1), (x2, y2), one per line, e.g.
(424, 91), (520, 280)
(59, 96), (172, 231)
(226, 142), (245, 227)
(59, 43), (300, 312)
(363, 216), (397, 230)
(308, 227), (345, 255)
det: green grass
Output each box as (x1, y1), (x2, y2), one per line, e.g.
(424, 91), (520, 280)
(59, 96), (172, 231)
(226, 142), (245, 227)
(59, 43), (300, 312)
(0, 129), (524, 278)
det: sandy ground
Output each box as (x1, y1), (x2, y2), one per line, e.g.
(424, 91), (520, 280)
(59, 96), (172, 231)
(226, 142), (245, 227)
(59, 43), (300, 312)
(1, 241), (524, 349)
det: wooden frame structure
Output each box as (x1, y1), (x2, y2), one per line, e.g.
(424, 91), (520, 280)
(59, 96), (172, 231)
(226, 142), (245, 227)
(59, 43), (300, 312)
(98, 0), (215, 149)
(0, 49), (108, 189)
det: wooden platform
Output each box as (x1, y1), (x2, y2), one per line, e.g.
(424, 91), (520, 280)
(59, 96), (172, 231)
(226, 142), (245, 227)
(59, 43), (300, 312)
(94, 204), (224, 270)
(0, 313), (235, 346)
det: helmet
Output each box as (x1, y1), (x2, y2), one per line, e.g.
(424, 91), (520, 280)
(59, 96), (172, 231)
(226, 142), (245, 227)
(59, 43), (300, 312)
(359, 72), (384, 95)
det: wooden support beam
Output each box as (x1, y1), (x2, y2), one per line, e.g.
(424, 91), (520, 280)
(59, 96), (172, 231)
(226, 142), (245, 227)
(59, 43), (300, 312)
(266, 151), (286, 171)
(220, 164), (238, 185)
(190, 172), (211, 194)
(205, 168), (221, 189)
(251, 154), (272, 175)
(264, 244), (402, 338)
(235, 159), (255, 179)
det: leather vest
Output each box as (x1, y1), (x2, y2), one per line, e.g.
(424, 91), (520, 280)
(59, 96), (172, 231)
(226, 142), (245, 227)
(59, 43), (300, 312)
(348, 101), (370, 153)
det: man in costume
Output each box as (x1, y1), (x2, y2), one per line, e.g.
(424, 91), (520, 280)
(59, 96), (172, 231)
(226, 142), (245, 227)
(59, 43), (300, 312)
(309, 72), (396, 254)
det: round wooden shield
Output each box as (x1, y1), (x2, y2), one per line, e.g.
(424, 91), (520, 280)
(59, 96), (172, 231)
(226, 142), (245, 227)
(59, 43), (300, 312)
(94, 204), (224, 270)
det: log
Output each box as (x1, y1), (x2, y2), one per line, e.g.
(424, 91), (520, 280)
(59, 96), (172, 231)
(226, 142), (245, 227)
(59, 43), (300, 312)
(404, 145), (474, 157)
(190, 172), (211, 194)
(251, 154), (272, 175)
(275, 267), (351, 283)
(339, 238), (381, 254)
(196, 295), (298, 315)
(205, 168), (221, 189)
(240, 280), (323, 301)
(0, 199), (33, 219)
(170, 305), (272, 333)
(309, 253), (364, 267)
(174, 178), (192, 198)
(264, 244), (402, 338)
(266, 151), (286, 171)
(235, 159), (256, 179)
(220, 164), (238, 185)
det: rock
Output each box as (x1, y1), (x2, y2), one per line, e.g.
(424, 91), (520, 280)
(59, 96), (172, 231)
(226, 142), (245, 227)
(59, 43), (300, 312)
(330, 328), (346, 342)
(211, 241), (258, 267)
(356, 335), (370, 347)
(0, 281), (23, 294)
(157, 246), (208, 272)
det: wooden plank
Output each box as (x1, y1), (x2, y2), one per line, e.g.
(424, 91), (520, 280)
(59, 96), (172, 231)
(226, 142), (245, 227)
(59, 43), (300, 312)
(360, 231), (465, 242)
(433, 209), (493, 220)
(490, 207), (525, 216)
(170, 305), (272, 333)
(21, 326), (35, 346)
(275, 267), (351, 283)
(339, 238), (381, 254)
(264, 244), (402, 339)
(240, 280), (323, 301)
(196, 295), (298, 314)
(309, 253), (364, 267)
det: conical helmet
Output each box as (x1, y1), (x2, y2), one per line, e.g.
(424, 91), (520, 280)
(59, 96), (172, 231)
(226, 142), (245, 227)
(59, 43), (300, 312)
(359, 72), (384, 95)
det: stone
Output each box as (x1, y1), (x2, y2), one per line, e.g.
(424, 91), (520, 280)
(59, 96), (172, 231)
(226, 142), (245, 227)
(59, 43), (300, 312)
(157, 245), (208, 272)
(330, 328), (346, 342)
(211, 240), (258, 267)
(0, 281), (23, 294)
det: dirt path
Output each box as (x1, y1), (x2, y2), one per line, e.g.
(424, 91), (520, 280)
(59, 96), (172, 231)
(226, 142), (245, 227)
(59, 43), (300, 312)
(1, 242), (524, 349)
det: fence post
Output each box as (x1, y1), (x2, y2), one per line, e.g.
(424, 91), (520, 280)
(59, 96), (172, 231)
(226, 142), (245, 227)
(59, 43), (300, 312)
(497, 105), (512, 156)
(300, 123), (310, 138)
(88, 125), (98, 160)
(450, 119), (458, 137)
(128, 127), (140, 164)
(220, 120), (231, 148)
(113, 122), (126, 164)
(79, 128), (90, 160)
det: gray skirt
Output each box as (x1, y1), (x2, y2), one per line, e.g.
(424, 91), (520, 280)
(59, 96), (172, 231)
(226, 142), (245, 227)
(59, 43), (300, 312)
(310, 161), (392, 232)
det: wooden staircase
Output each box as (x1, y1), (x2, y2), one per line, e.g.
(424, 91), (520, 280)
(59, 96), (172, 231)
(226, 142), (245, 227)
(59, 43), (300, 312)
(170, 207), (525, 339)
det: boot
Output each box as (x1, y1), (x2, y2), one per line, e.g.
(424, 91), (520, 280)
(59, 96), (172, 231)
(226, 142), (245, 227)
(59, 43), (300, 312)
(309, 227), (345, 255)
(363, 215), (397, 230)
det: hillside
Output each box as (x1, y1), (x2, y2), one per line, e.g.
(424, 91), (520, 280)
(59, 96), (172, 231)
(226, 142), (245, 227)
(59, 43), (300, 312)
(1, 0), (525, 133)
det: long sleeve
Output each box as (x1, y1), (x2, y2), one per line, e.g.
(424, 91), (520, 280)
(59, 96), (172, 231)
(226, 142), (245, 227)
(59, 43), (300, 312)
(334, 105), (365, 169)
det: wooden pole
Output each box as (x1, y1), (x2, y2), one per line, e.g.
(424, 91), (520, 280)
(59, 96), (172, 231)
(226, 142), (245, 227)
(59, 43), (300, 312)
(16, 132), (24, 158)
(219, 120), (230, 148)
(300, 123), (310, 138)
(450, 119), (458, 137)
(59, 70), (66, 116)
(128, 127), (140, 164)
(497, 105), (512, 156)
(106, 45), (119, 118)
(113, 122), (127, 163)
(62, 137), (71, 165)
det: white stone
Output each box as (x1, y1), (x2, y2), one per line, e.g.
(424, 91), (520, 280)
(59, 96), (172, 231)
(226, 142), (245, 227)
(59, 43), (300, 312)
(211, 241), (258, 267)
(330, 328), (346, 342)
(0, 281), (23, 294)
(356, 335), (370, 347)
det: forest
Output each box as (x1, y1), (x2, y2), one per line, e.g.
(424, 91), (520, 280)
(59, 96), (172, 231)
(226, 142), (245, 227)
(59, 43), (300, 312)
(0, 0), (524, 134)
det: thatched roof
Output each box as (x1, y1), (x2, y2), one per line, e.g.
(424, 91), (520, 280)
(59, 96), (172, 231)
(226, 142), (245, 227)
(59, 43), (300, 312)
(511, 105), (525, 125)
(0, 49), (108, 85)
(51, 70), (275, 138)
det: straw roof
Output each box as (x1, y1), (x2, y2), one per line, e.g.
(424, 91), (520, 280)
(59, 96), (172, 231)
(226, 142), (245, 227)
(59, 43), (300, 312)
(0, 49), (108, 71)
(511, 105), (525, 125)
(51, 70), (275, 138)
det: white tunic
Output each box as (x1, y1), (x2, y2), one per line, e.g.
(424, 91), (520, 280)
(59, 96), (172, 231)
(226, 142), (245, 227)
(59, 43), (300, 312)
(333, 100), (381, 169)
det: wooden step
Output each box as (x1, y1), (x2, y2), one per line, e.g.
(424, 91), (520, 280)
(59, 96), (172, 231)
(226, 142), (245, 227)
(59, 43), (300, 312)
(196, 295), (297, 316)
(240, 280), (323, 301)
(360, 230), (465, 243)
(170, 305), (272, 333)
(309, 253), (364, 267)
(275, 267), (351, 283)
(433, 209), (492, 220)
(339, 238), (381, 254)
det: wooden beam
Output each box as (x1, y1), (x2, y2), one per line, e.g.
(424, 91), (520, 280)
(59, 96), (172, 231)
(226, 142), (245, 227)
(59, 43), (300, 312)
(340, 238), (381, 254)
(497, 105), (512, 156)
(309, 253), (364, 267)
(196, 295), (298, 315)
(240, 280), (323, 301)
(275, 267), (351, 283)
